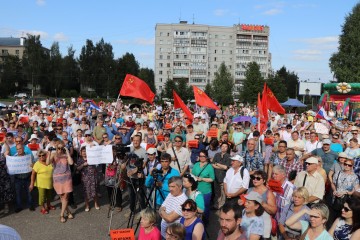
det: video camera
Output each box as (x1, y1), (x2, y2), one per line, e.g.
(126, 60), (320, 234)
(114, 144), (130, 158)
(128, 153), (144, 174)
(151, 168), (163, 181)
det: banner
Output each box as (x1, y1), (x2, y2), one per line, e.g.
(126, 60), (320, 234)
(40, 100), (47, 108)
(314, 122), (329, 135)
(110, 229), (135, 240)
(86, 145), (113, 165)
(6, 155), (32, 175)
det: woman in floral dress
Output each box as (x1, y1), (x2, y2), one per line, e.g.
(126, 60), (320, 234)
(0, 154), (14, 213)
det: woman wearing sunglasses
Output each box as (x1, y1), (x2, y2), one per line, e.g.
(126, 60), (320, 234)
(29, 149), (55, 214)
(238, 170), (276, 239)
(331, 157), (359, 218)
(47, 141), (74, 223)
(179, 199), (205, 240)
(329, 197), (360, 240)
(285, 202), (332, 240)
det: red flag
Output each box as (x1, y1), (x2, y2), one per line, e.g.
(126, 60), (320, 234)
(173, 90), (193, 122)
(257, 93), (267, 133)
(192, 86), (220, 110)
(120, 74), (155, 104)
(263, 83), (285, 114)
(261, 84), (269, 122)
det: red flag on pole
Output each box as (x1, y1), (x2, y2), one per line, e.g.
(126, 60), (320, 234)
(173, 90), (193, 122)
(257, 93), (267, 133)
(192, 86), (220, 110)
(263, 83), (285, 114)
(120, 74), (155, 104)
(261, 84), (269, 123)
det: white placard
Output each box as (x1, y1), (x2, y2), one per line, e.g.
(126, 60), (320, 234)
(40, 100), (47, 109)
(314, 122), (329, 135)
(6, 155), (32, 175)
(86, 145), (113, 165)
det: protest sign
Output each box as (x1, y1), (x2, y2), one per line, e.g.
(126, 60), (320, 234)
(40, 100), (47, 108)
(86, 145), (113, 165)
(314, 122), (329, 135)
(6, 155), (32, 175)
(110, 229), (135, 240)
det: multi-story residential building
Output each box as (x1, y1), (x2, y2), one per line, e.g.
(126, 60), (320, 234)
(154, 21), (271, 94)
(0, 37), (26, 63)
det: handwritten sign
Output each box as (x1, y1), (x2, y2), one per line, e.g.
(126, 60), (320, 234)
(110, 228), (135, 240)
(40, 100), (47, 109)
(6, 155), (32, 175)
(188, 140), (199, 148)
(207, 129), (218, 138)
(314, 122), (329, 135)
(86, 145), (113, 165)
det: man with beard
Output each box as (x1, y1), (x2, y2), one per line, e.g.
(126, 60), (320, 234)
(217, 202), (242, 240)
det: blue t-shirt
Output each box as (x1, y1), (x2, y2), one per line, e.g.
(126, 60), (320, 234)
(300, 221), (333, 240)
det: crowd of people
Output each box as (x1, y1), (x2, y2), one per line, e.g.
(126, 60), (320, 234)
(1, 97), (360, 240)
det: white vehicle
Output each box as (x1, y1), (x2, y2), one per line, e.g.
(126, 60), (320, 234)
(14, 92), (28, 98)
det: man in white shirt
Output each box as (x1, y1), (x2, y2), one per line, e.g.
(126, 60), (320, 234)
(223, 155), (250, 205)
(304, 132), (322, 154)
(287, 131), (305, 157)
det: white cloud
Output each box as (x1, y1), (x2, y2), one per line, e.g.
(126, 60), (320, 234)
(21, 30), (49, 39)
(53, 32), (68, 42)
(293, 49), (321, 55)
(263, 8), (282, 15)
(114, 39), (130, 44)
(295, 36), (338, 45)
(214, 9), (228, 17)
(134, 38), (154, 46)
(292, 3), (317, 9)
(36, 0), (45, 6)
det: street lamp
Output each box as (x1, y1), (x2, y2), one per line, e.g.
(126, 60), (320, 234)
(305, 88), (311, 108)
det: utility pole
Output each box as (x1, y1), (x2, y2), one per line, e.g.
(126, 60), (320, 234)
(31, 72), (34, 98)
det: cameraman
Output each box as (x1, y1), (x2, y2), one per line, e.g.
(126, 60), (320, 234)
(145, 153), (180, 206)
(126, 134), (147, 215)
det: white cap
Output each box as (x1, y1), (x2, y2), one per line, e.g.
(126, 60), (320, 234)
(230, 155), (244, 162)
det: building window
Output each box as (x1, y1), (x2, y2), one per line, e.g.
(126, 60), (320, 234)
(176, 55), (179, 59)
(222, 50), (225, 54)
(159, 63), (163, 67)
(159, 71), (163, 75)
(160, 40), (163, 45)
(215, 35), (218, 39)
(160, 78), (163, 82)
(167, 63), (170, 67)
(167, 32), (170, 36)
(15, 50), (19, 54)
(230, 50), (232, 54)
(160, 32), (163, 36)
(184, 55), (187, 59)
(214, 57), (217, 61)
(159, 55), (163, 59)
(214, 50), (217, 53)
(215, 42), (218, 46)
(167, 55), (170, 59)
(214, 65), (218, 69)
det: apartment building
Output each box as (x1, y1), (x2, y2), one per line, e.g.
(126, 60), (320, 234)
(154, 21), (271, 93)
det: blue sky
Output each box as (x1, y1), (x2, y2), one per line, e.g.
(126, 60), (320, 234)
(1, 0), (359, 83)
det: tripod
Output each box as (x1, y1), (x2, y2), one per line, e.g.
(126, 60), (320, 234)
(126, 177), (149, 228)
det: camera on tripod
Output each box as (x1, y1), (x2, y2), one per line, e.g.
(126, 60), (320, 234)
(128, 153), (144, 174)
(114, 144), (130, 158)
(151, 168), (163, 180)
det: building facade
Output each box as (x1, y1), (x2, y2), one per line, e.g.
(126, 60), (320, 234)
(154, 22), (271, 94)
(0, 37), (26, 63)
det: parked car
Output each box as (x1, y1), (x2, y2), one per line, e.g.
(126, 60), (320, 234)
(14, 92), (28, 98)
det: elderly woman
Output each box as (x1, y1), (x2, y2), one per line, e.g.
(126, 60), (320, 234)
(241, 191), (265, 240)
(46, 141), (74, 223)
(329, 197), (360, 240)
(30, 149), (55, 214)
(278, 187), (310, 240)
(138, 208), (161, 240)
(332, 157), (359, 216)
(76, 146), (100, 212)
(182, 174), (205, 214)
(329, 152), (349, 185)
(344, 138), (360, 159)
(239, 170), (276, 239)
(179, 199), (205, 240)
(285, 203), (333, 240)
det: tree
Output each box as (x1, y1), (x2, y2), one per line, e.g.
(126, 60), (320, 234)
(0, 55), (22, 97)
(240, 62), (264, 104)
(212, 62), (234, 105)
(138, 68), (156, 94)
(48, 42), (63, 96)
(62, 46), (80, 93)
(204, 82), (213, 97)
(277, 66), (299, 98)
(116, 52), (139, 97)
(266, 73), (288, 103)
(330, 3), (360, 82)
(176, 78), (193, 101)
(163, 78), (176, 99)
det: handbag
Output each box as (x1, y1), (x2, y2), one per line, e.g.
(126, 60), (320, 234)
(299, 225), (310, 240)
(333, 195), (349, 211)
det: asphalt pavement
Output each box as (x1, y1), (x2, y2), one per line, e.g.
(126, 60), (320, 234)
(0, 185), (220, 240)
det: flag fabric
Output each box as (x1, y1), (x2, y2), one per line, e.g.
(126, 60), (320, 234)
(192, 86), (220, 110)
(120, 74), (155, 104)
(316, 107), (331, 121)
(342, 98), (350, 116)
(89, 101), (100, 111)
(261, 84), (269, 123)
(263, 83), (285, 114)
(257, 93), (267, 133)
(173, 90), (193, 122)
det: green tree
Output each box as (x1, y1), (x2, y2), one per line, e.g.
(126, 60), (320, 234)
(163, 78), (176, 99)
(212, 62), (234, 105)
(176, 78), (193, 101)
(22, 34), (50, 96)
(62, 46), (80, 93)
(204, 82), (213, 97)
(330, 3), (360, 82)
(116, 52), (139, 97)
(138, 68), (156, 94)
(0, 55), (22, 98)
(48, 42), (63, 96)
(277, 66), (299, 98)
(266, 73), (288, 102)
(240, 62), (264, 104)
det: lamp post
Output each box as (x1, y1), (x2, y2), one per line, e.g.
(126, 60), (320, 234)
(305, 88), (310, 108)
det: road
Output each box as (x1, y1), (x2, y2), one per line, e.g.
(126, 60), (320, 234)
(0, 185), (220, 240)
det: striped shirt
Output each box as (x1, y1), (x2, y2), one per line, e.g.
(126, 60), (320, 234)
(160, 192), (188, 237)
(275, 180), (294, 221)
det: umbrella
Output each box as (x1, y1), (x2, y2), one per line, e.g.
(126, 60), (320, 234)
(0, 102), (6, 108)
(0, 109), (17, 115)
(232, 116), (252, 123)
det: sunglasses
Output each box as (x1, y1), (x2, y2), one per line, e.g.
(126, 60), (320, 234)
(250, 176), (262, 181)
(174, 140), (182, 142)
(102, 136), (108, 138)
(344, 163), (353, 167)
(85, 134), (91, 137)
(115, 137), (121, 140)
(182, 207), (194, 212)
(57, 147), (64, 150)
(305, 133), (310, 135)
(343, 206), (352, 212)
